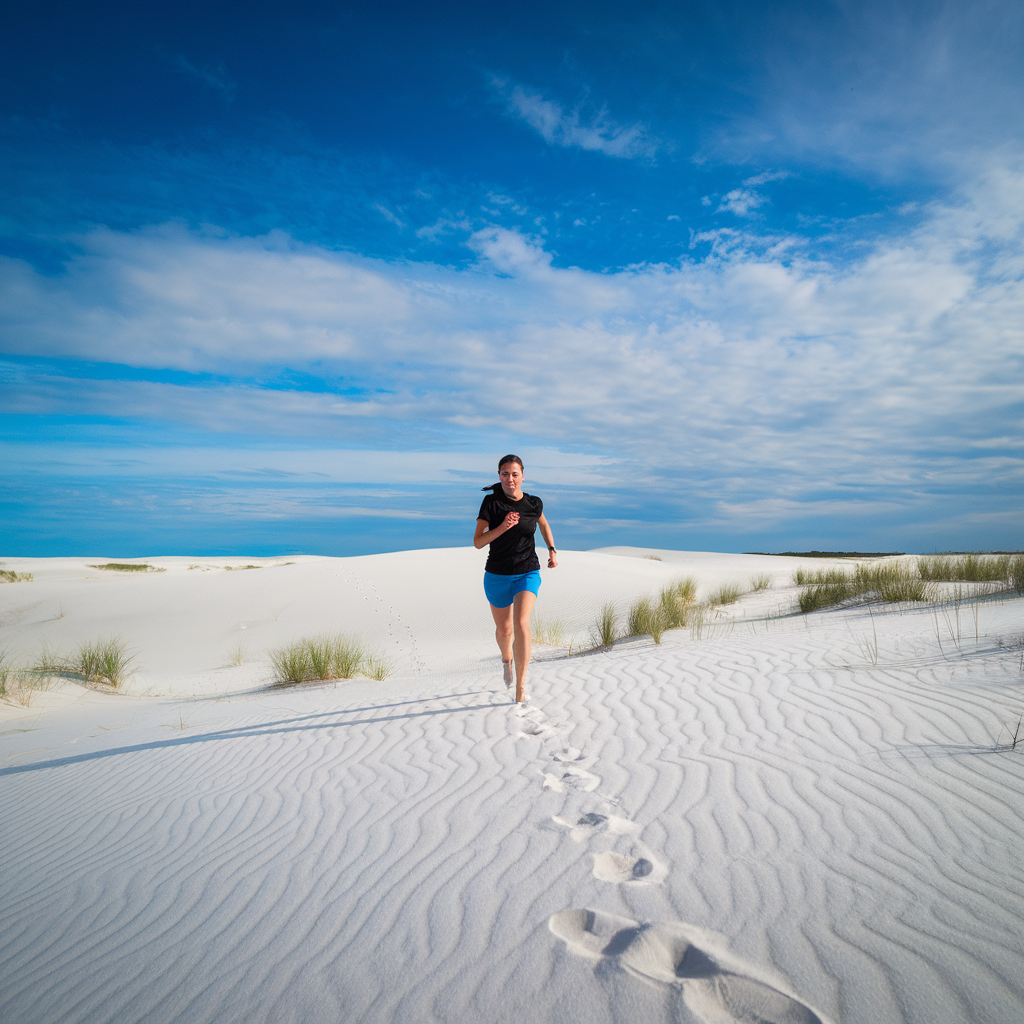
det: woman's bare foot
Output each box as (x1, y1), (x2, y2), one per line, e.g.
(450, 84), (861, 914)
(503, 659), (514, 689)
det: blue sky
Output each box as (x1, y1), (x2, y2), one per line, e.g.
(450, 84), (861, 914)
(2, 0), (1022, 556)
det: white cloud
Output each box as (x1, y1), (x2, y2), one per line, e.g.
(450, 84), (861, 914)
(742, 171), (790, 187)
(2, 165), (1023, 527)
(715, 171), (789, 215)
(496, 79), (658, 160)
(717, 188), (768, 216)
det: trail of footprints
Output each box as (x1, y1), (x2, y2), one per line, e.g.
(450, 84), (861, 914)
(513, 701), (830, 1024)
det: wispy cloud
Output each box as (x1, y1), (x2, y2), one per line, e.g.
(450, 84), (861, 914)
(716, 171), (790, 215)
(374, 204), (407, 229)
(704, 1), (1024, 179)
(495, 79), (658, 160)
(169, 54), (237, 100)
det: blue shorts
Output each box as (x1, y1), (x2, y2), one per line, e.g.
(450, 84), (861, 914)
(484, 570), (541, 609)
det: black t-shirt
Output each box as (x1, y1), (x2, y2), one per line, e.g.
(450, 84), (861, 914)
(477, 489), (544, 575)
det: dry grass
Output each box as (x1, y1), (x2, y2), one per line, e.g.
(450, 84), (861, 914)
(0, 569), (33, 583)
(532, 617), (569, 647)
(0, 651), (49, 706)
(228, 641), (246, 666)
(750, 573), (772, 592)
(225, 564), (261, 571)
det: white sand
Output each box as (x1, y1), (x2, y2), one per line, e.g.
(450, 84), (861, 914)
(2, 548), (1023, 1023)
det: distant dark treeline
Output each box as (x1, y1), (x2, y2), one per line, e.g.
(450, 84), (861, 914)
(745, 549), (1022, 558)
(745, 551), (905, 558)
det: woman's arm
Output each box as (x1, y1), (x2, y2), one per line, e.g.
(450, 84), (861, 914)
(474, 513), (519, 549)
(537, 513), (558, 568)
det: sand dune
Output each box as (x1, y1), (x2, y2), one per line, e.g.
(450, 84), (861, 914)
(2, 548), (1023, 1023)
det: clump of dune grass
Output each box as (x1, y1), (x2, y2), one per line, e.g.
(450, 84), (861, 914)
(228, 641), (246, 666)
(364, 655), (394, 681)
(659, 577), (698, 629)
(750, 573), (772, 592)
(532, 617), (568, 647)
(793, 565), (850, 586)
(628, 596), (668, 643)
(588, 603), (620, 648)
(270, 633), (367, 684)
(859, 562), (926, 602)
(688, 603), (709, 640)
(89, 563), (164, 573)
(33, 637), (136, 688)
(918, 553), (1024, 594)
(225, 564), (261, 571)
(0, 569), (33, 583)
(0, 650), (41, 705)
(797, 560), (927, 613)
(708, 582), (743, 607)
(1011, 554), (1024, 593)
(917, 553), (1008, 582)
(798, 578), (853, 612)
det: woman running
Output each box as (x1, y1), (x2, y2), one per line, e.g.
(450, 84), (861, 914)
(474, 455), (558, 703)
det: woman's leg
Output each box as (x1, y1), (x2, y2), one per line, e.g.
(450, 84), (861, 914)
(489, 602), (514, 666)
(511, 589), (537, 703)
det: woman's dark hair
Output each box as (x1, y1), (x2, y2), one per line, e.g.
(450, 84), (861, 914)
(481, 454), (525, 491)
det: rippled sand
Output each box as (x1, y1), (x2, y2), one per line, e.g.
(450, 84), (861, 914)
(2, 549), (1023, 1023)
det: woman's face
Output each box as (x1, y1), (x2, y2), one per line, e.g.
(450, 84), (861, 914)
(499, 462), (524, 496)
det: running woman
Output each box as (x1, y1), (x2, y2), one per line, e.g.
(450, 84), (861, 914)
(474, 455), (558, 703)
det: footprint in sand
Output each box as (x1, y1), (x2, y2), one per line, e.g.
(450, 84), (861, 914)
(551, 746), (583, 762)
(549, 909), (829, 1024)
(550, 808), (665, 881)
(542, 765), (601, 793)
(591, 851), (666, 883)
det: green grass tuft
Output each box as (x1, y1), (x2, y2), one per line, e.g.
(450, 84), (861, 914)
(659, 577), (698, 628)
(89, 563), (164, 573)
(589, 603), (620, 648)
(749, 573), (772, 592)
(797, 560), (927, 613)
(628, 597), (667, 643)
(917, 553), (1024, 592)
(1010, 554), (1024, 593)
(798, 580), (853, 612)
(364, 655), (394, 681)
(270, 633), (367, 684)
(708, 583), (743, 607)
(33, 637), (136, 688)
